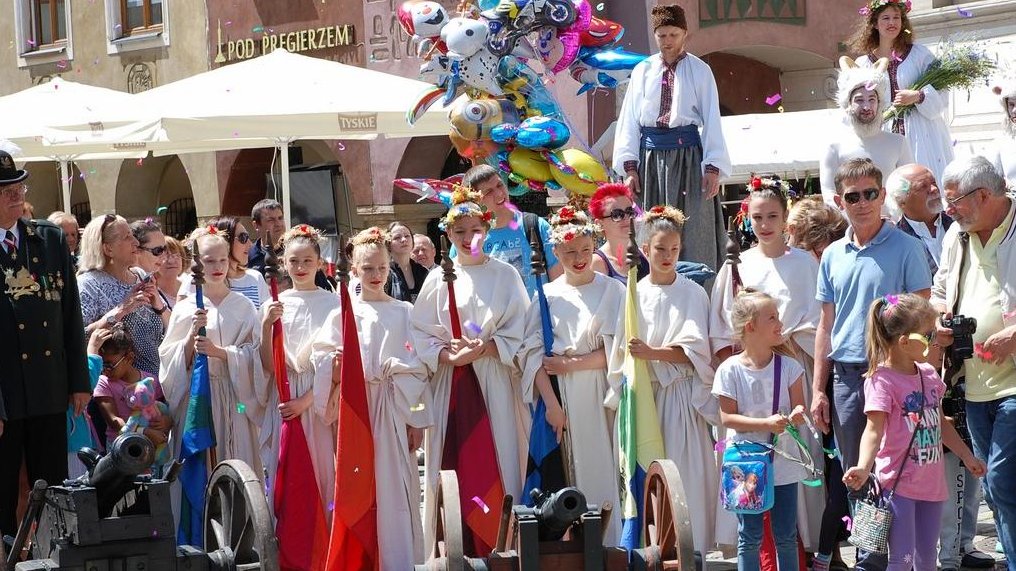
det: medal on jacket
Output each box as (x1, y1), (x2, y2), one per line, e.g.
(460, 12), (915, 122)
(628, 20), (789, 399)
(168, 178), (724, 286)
(4, 267), (41, 300)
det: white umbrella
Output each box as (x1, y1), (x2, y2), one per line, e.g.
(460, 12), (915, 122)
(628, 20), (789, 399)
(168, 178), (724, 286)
(0, 78), (149, 210)
(131, 49), (453, 225)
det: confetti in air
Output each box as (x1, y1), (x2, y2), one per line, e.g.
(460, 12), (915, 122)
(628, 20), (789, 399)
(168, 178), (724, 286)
(405, 341), (413, 352)
(956, 6), (973, 17)
(975, 343), (994, 361)
(236, 402), (246, 414)
(505, 201), (521, 230)
(471, 496), (490, 514)
(410, 403), (426, 412)
(470, 233), (482, 256)
(841, 516), (853, 532)
(336, 142), (346, 151)
(464, 320), (482, 336)
(1003, 309), (1016, 320)
(765, 93), (782, 106)
(596, 2), (604, 9)
(253, 25), (264, 33)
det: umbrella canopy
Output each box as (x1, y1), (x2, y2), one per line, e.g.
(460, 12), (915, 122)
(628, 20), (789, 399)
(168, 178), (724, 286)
(135, 48), (451, 143)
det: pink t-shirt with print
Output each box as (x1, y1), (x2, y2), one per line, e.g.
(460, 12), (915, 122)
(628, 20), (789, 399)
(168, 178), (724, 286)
(864, 361), (948, 502)
(93, 373), (163, 444)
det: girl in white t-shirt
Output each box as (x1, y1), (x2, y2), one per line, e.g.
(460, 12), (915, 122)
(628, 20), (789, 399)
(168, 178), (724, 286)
(713, 290), (808, 571)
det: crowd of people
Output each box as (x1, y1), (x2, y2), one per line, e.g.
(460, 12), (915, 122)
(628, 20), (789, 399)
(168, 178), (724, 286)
(1, 1), (1015, 570)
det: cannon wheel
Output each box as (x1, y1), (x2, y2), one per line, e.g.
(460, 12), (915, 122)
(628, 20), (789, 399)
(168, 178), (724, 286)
(641, 459), (696, 571)
(427, 470), (466, 571)
(204, 460), (279, 571)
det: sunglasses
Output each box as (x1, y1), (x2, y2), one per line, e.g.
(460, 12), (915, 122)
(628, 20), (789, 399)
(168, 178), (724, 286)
(236, 232), (251, 244)
(138, 244), (168, 256)
(842, 188), (880, 205)
(101, 354), (128, 371)
(602, 207), (636, 222)
(907, 331), (936, 346)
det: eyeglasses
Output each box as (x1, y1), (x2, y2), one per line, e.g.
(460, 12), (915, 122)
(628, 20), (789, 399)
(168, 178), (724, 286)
(842, 188), (880, 205)
(945, 187), (983, 207)
(138, 244), (168, 256)
(236, 232), (251, 244)
(0, 184), (28, 199)
(101, 354), (128, 371)
(602, 207), (636, 222)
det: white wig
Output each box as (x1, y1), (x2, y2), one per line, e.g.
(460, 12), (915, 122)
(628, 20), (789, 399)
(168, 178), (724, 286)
(836, 56), (891, 116)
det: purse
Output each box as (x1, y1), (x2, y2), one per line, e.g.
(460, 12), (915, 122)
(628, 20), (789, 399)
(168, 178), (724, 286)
(720, 355), (782, 515)
(847, 370), (926, 554)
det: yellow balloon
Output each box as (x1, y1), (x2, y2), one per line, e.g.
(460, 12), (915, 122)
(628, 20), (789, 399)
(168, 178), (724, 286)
(550, 148), (608, 196)
(508, 148), (553, 182)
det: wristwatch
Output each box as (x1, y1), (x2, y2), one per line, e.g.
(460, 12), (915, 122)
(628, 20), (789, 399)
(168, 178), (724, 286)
(106, 315), (118, 327)
(153, 305), (167, 315)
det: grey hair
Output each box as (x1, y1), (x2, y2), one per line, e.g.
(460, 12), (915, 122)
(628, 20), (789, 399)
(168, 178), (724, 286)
(47, 211), (77, 227)
(883, 166), (913, 221)
(940, 156), (1006, 197)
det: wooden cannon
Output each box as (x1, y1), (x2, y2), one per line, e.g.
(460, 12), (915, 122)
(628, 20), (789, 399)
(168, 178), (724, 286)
(417, 459), (699, 571)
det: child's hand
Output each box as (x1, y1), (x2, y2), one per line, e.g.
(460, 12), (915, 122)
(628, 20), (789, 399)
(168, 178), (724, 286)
(149, 414), (172, 433)
(965, 456), (987, 478)
(767, 413), (789, 434)
(546, 403), (568, 443)
(143, 427), (167, 446)
(542, 354), (574, 376)
(194, 335), (226, 359)
(407, 426), (425, 452)
(262, 301), (284, 329)
(331, 351), (343, 384)
(278, 397), (310, 421)
(88, 328), (112, 355)
(842, 466), (870, 490)
(788, 405), (807, 426)
(628, 338), (656, 360)
(190, 309), (208, 335)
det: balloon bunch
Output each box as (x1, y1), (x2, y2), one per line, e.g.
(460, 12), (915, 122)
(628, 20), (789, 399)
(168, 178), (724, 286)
(399, 0), (644, 199)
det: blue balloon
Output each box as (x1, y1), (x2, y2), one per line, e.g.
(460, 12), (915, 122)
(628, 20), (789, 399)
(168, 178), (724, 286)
(578, 46), (648, 71)
(515, 116), (571, 150)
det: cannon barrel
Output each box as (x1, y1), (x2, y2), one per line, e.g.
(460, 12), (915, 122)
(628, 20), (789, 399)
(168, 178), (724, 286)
(519, 487), (588, 541)
(78, 433), (155, 516)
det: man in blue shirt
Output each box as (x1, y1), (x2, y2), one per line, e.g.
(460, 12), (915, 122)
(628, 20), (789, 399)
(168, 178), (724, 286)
(811, 158), (932, 571)
(455, 165), (561, 297)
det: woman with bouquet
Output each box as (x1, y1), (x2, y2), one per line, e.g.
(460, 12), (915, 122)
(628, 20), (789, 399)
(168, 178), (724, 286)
(849, 0), (954, 184)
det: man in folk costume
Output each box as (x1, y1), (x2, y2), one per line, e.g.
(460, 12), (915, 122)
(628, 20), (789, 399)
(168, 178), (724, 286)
(820, 57), (914, 210)
(0, 149), (90, 538)
(989, 77), (1016, 186)
(612, 4), (730, 271)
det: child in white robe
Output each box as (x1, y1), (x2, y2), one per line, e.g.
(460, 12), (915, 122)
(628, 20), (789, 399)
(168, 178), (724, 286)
(709, 181), (825, 551)
(411, 191), (532, 552)
(159, 227), (264, 517)
(520, 206), (625, 545)
(310, 226), (433, 570)
(257, 225), (340, 520)
(630, 204), (721, 554)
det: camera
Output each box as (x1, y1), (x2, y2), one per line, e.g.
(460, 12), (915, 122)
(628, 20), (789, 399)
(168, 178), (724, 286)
(943, 314), (977, 361)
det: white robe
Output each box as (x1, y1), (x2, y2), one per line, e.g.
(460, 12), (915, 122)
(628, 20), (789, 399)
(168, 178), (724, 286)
(636, 274), (721, 554)
(613, 53), (731, 177)
(520, 272), (625, 546)
(311, 297), (433, 571)
(708, 247), (825, 550)
(410, 258), (532, 552)
(159, 291), (264, 520)
(857, 44), (955, 185)
(990, 134), (1016, 186)
(820, 123), (914, 207)
(257, 289), (341, 521)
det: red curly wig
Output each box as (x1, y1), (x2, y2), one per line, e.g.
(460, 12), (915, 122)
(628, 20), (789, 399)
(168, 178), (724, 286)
(588, 183), (634, 220)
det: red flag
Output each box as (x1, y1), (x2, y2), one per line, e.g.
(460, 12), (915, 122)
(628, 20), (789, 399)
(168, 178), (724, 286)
(269, 279), (329, 571)
(326, 283), (379, 570)
(442, 277), (506, 556)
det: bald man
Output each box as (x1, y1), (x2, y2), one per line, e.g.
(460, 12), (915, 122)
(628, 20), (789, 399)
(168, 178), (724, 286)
(885, 163), (952, 274)
(412, 233), (437, 270)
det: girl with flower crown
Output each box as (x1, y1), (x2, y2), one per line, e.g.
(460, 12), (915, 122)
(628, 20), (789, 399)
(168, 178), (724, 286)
(159, 226), (264, 520)
(849, 0), (954, 184)
(630, 204), (722, 554)
(519, 205), (625, 545)
(709, 179), (826, 554)
(255, 224), (341, 520)
(410, 188), (532, 551)
(312, 226), (433, 569)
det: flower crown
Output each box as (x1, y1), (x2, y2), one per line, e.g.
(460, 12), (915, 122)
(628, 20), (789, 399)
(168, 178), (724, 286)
(439, 184), (494, 229)
(859, 0), (910, 16)
(644, 204), (687, 226)
(350, 226), (390, 248)
(548, 206), (598, 245)
(747, 175), (793, 197)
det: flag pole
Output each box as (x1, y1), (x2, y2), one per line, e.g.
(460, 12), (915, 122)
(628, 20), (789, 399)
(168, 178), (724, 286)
(190, 239), (217, 469)
(725, 215), (743, 295)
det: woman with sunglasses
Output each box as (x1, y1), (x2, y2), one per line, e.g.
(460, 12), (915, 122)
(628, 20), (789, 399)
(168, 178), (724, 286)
(177, 216), (270, 309)
(131, 219), (173, 320)
(588, 183), (649, 285)
(78, 214), (167, 377)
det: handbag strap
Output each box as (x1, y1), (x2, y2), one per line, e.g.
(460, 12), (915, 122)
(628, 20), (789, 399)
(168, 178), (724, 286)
(770, 354), (782, 445)
(886, 368), (927, 497)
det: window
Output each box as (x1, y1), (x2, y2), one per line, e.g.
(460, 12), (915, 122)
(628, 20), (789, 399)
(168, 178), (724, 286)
(120, 0), (163, 36)
(30, 0), (67, 47)
(13, 0), (73, 67)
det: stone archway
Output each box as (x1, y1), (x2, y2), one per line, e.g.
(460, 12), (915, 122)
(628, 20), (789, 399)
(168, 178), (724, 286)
(114, 155), (195, 234)
(22, 162), (87, 219)
(703, 45), (836, 115)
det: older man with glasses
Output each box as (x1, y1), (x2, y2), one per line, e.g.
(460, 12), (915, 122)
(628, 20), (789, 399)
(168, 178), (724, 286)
(933, 155), (1016, 570)
(810, 158), (933, 571)
(0, 150), (90, 538)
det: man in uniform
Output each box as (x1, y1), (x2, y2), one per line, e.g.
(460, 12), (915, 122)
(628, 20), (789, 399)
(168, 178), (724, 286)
(0, 150), (90, 538)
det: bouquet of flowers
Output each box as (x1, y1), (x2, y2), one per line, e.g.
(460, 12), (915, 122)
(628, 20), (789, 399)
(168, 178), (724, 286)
(883, 39), (996, 122)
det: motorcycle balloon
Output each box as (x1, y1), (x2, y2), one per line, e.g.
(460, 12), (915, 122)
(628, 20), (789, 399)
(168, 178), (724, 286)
(549, 148), (608, 196)
(551, 0), (592, 74)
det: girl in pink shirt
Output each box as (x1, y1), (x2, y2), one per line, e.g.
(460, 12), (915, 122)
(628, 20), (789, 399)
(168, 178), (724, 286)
(843, 293), (985, 570)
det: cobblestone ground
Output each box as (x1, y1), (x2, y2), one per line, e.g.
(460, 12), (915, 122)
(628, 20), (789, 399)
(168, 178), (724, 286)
(704, 499), (1006, 570)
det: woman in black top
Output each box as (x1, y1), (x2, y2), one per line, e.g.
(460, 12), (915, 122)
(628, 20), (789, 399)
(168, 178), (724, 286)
(385, 221), (430, 303)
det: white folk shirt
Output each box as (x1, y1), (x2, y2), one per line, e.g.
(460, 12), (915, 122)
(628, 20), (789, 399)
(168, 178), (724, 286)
(612, 53), (731, 177)
(990, 134), (1016, 187)
(904, 214), (945, 265)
